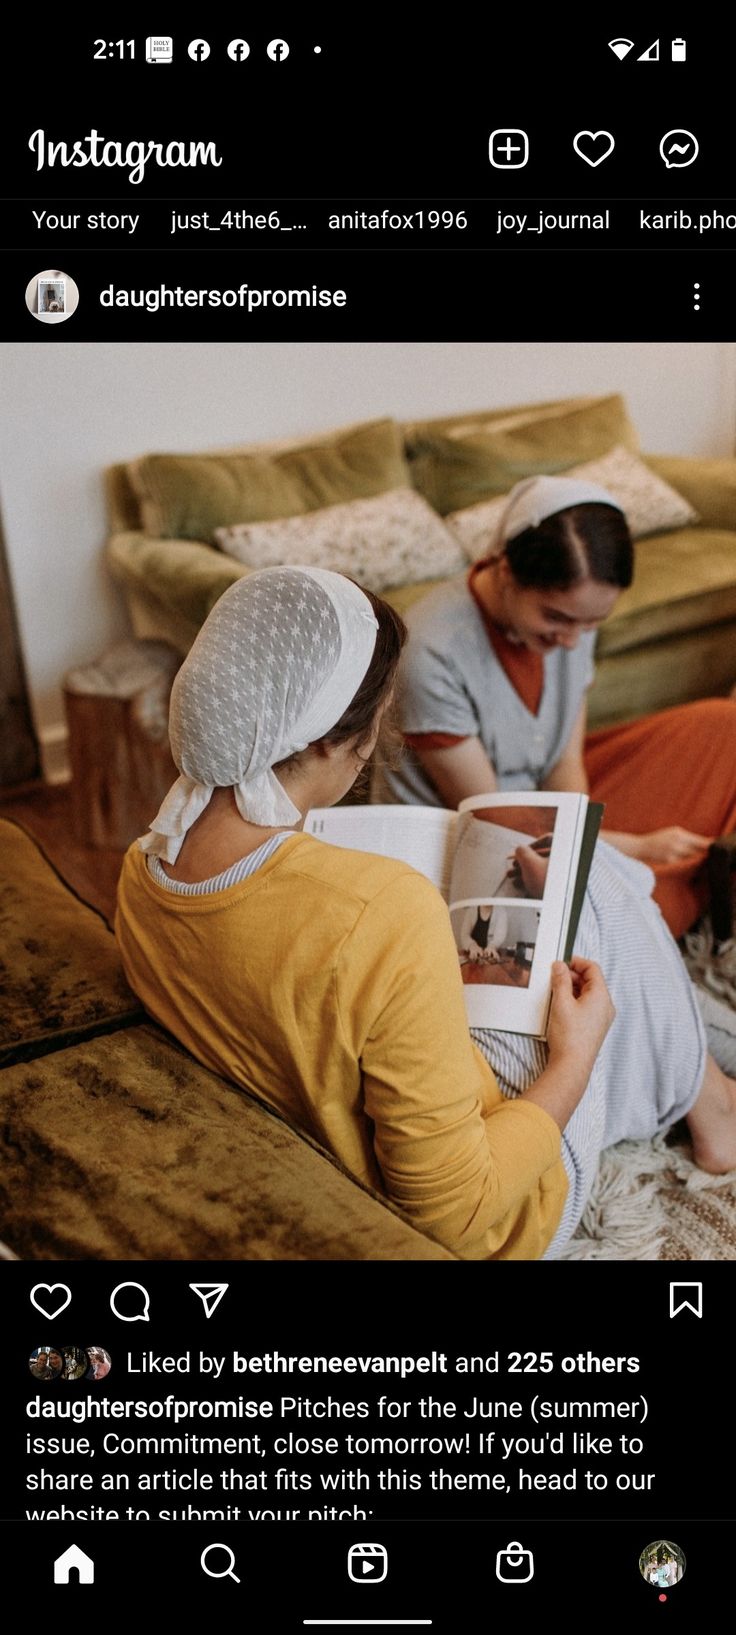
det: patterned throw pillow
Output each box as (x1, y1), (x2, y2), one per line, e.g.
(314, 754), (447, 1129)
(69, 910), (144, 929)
(445, 445), (700, 561)
(214, 488), (467, 592)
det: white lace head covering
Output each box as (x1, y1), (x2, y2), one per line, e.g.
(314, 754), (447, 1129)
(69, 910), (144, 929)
(496, 474), (624, 548)
(140, 566), (379, 862)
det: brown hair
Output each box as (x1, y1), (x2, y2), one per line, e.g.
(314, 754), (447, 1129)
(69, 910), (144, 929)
(505, 503), (634, 590)
(274, 587), (407, 777)
(316, 586), (407, 754)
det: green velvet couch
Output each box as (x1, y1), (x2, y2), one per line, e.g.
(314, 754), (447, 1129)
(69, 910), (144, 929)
(0, 818), (454, 1261)
(106, 395), (736, 728)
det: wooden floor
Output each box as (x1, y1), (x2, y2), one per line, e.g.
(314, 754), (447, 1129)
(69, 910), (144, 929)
(0, 780), (123, 926)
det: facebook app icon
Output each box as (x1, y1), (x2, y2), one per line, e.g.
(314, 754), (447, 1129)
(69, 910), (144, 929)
(267, 39), (290, 62)
(187, 39), (211, 62)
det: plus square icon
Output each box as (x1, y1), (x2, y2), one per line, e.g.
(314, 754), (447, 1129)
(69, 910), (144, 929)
(489, 129), (529, 168)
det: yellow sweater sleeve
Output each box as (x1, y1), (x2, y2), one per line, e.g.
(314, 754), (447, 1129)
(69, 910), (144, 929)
(335, 870), (568, 1260)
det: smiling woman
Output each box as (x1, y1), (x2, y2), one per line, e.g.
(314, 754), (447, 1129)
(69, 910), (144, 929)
(376, 474), (736, 940)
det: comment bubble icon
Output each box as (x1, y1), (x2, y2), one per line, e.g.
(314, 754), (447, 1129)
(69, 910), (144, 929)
(110, 1281), (150, 1321)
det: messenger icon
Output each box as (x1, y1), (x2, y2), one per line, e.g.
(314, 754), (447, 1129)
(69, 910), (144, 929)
(660, 129), (699, 168)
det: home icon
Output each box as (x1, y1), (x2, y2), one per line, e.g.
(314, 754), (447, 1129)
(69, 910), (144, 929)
(54, 1544), (95, 1584)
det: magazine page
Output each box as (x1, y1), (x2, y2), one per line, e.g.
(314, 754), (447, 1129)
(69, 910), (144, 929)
(448, 792), (588, 1035)
(305, 804), (458, 897)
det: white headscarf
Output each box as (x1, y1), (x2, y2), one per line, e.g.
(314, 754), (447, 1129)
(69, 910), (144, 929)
(140, 566), (379, 862)
(496, 474), (625, 549)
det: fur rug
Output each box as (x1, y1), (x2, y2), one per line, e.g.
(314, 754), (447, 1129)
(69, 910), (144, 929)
(558, 1131), (736, 1260)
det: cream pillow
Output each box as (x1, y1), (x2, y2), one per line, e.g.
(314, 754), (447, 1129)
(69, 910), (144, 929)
(214, 488), (467, 592)
(446, 445), (699, 561)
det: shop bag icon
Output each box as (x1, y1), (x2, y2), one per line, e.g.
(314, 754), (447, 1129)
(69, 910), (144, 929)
(496, 1541), (534, 1583)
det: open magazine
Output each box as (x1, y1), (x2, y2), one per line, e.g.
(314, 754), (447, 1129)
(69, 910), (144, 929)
(306, 792), (602, 1038)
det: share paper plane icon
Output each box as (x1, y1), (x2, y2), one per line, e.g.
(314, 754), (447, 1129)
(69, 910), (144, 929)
(189, 1282), (229, 1318)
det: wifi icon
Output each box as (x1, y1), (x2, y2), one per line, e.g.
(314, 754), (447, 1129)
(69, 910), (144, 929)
(609, 37), (634, 60)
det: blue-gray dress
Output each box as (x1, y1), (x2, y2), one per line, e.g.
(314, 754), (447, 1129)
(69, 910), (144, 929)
(375, 575), (596, 806)
(375, 576), (707, 1253)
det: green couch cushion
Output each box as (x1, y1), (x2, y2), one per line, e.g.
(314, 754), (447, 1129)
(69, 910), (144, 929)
(645, 455), (736, 531)
(0, 819), (142, 1067)
(128, 419), (411, 542)
(589, 620), (736, 727)
(404, 396), (593, 438)
(108, 532), (248, 635)
(383, 577), (452, 617)
(596, 527), (736, 656)
(406, 394), (639, 514)
(0, 1025), (455, 1260)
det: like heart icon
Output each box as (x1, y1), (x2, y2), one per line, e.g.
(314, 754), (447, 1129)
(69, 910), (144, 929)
(30, 1282), (72, 1320)
(573, 130), (615, 167)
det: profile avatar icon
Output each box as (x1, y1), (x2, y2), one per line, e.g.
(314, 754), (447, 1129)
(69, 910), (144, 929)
(86, 1346), (112, 1380)
(29, 1346), (63, 1381)
(639, 1539), (686, 1590)
(60, 1345), (88, 1380)
(26, 268), (79, 324)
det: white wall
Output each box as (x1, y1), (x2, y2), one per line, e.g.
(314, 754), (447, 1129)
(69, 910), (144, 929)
(1, 340), (734, 774)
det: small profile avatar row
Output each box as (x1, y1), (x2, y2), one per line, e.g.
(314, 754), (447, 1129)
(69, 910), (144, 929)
(29, 1345), (111, 1382)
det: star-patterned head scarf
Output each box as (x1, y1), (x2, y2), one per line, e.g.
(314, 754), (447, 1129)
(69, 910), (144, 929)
(139, 566), (379, 862)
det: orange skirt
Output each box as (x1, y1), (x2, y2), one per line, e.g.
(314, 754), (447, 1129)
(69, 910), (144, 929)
(584, 697), (736, 939)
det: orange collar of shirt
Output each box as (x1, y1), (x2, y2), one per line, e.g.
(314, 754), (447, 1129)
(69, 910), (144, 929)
(467, 562), (544, 716)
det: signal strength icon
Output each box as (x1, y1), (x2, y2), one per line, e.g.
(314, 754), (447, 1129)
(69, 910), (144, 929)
(609, 37), (634, 60)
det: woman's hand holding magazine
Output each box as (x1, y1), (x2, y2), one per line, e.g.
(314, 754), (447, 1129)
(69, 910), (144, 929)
(522, 957), (615, 1132)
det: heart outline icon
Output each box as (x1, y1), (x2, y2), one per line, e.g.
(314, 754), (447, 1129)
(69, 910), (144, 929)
(30, 1282), (72, 1320)
(573, 130), (615, 167)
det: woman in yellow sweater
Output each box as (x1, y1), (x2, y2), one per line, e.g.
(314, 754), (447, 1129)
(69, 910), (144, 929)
(115, 566), (736, 1261)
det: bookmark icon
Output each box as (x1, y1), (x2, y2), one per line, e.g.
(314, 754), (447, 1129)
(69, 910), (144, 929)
(190, 1282), (229, 1318)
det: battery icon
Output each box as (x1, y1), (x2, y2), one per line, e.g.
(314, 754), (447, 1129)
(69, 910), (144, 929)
(672, 38), (686, 61)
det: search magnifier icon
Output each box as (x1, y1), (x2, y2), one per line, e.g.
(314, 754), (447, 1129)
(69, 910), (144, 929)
(201, 1543), (241, 1583)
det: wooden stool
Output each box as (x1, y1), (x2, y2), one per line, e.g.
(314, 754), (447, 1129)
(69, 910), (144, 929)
(708, 834), (736, 944)
(64, 640), (180, 850)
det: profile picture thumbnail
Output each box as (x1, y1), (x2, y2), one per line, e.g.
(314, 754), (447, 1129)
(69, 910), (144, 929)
(29, 1346), (63, 1381)
(26, 268), (80, 323)
(60, 1345), (88, 1380)
(639, 1539), (686, 1588)
(86, 1346), (112, 1380)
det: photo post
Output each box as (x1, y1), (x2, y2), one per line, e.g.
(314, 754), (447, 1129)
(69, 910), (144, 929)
(0, 19), (734, 1615)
